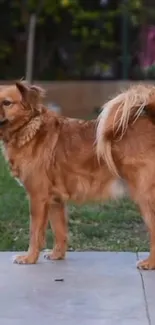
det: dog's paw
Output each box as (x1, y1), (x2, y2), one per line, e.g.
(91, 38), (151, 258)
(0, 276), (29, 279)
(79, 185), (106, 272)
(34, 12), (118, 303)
(44, 250), (65, 261)
(12, 254), (37, 265)
(137, 258), (155, 270)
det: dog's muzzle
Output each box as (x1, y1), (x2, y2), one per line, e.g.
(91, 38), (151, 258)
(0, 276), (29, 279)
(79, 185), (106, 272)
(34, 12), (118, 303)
(0, 119), (8, 127)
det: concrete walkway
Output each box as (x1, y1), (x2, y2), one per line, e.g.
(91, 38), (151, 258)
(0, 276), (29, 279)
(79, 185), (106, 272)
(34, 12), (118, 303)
(0, 252), (154, 325)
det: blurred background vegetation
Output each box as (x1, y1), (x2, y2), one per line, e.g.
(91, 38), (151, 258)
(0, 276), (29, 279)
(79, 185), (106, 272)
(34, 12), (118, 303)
(1, 0), (155, 81)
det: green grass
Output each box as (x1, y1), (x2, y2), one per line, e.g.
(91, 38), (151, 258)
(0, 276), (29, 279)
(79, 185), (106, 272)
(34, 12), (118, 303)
(0, 151), (149, 252)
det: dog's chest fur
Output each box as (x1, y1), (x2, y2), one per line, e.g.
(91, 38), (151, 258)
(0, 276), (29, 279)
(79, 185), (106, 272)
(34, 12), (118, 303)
(1, 142), (27, 186)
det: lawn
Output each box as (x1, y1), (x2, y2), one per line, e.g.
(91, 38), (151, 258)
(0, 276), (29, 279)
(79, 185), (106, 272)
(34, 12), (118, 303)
(0, 151), (149, 252)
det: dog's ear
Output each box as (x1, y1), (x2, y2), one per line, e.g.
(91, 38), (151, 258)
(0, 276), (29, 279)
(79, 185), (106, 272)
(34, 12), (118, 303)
(16, 81), (29, 99)
(30, 85), (46, 99)
(16, 81), (45, 109)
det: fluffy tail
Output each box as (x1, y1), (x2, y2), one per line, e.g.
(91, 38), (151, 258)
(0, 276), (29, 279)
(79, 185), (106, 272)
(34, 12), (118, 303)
(96, 84), (155, 176)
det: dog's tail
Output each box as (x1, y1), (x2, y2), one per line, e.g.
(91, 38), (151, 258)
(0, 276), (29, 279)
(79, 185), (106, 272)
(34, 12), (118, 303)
(96, 84), (155, 176)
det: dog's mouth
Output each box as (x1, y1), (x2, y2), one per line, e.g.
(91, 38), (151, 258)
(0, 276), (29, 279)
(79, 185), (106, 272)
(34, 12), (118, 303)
(0, 119), (8, 127)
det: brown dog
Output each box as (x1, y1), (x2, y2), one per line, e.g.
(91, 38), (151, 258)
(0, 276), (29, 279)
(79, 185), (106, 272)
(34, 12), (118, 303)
(0, 81), (155, 269)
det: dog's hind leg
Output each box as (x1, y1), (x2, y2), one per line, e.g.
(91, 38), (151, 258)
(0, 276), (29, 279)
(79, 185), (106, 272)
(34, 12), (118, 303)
(135, 185), (155, 270)
(137, 201), (155, 270)
(44, 202), (68, 260)
(13, 195), (49, 264)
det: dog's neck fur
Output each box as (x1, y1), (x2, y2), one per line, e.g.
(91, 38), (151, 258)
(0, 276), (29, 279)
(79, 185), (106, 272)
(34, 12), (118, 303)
(2, 115), (43, 148)
(15, 116), (42, 148)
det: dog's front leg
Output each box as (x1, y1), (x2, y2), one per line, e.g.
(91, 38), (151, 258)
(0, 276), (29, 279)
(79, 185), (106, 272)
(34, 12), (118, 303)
(13, 196), (49, 264)
(44, 201), (68, 261)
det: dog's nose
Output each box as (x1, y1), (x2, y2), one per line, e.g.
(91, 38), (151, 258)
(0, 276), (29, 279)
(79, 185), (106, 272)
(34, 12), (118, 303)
(0, 119), (8, 127)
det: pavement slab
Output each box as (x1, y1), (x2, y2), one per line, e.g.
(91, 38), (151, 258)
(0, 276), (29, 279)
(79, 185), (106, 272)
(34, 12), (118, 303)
(0, 252), (152, 325)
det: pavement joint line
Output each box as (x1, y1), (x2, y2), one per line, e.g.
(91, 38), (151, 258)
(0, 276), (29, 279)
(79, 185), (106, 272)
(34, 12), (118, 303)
(136, 252), (151, 325)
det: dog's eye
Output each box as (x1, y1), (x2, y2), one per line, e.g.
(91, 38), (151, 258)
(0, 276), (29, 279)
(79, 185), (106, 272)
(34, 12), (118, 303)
(3, 100), (12, 107)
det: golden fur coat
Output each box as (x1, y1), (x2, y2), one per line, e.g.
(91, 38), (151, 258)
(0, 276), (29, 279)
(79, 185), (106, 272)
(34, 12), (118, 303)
(0, 81), (155, 269)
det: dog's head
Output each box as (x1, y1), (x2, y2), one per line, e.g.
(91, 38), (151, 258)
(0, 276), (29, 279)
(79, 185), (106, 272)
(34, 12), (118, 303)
(0, 81), (45, 131)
